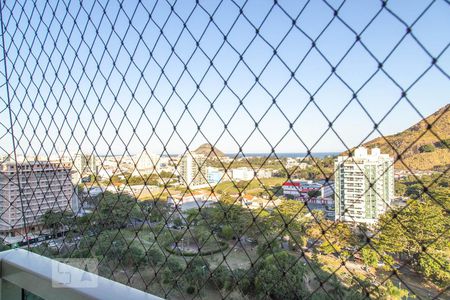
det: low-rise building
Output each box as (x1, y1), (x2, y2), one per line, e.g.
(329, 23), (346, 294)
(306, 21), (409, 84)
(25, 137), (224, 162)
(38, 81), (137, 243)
(282, 179), (333, 199)
(207, 167), (224, 184)
(230, 167), (255, 181)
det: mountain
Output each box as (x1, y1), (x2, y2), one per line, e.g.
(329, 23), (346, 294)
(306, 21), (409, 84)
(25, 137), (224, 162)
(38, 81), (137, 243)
(360, 104), (449, 171)
(193, 143), (225, 158)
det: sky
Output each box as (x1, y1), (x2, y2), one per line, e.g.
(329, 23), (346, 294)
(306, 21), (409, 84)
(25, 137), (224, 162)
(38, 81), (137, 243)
(0, 0), (449, 159)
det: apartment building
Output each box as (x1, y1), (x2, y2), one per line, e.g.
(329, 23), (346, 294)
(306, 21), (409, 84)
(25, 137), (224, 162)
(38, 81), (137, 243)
(334, 147), (394, 224)
(0, 161), (76, 237)
(72, 152), (97, 183)
(178, 153), (209, 189)
(282, 179), (334, 199)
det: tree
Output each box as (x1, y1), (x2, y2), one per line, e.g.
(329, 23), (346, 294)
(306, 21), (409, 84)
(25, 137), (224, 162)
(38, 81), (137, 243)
(211, 265), (231, 290)
(147, 248), (164, 267)
(328, 276), (347, 299)
(212, 204), (252, 237)
(122, 245), (145, 269)
(361, 247), (378, 269)
(254, 251), (306, 299)
(405, 184), (422, 199)
(271, 201), (308, 249)
(184, 257), (209, 294)
(381, 280), (414, 300)
(316, 222), (353, 255)
(41, 210), (74, 235)
(163, 257), (185, 288)
(159, 171), (175, 178)
(0, 240), (10, 252)
(95, 234), (144, 268)
(375, 196), (449, 287)
(138, 200), (168, 222)
(92, 192), (140, 229)
(308, 190), (321, 198)
(219, 193), (235, 205)
(173, 217), (183, 227)
(220, 224), (234, 240)
(256, 238), (282, 257)
(126, 176), (145, 185)
(394, 182), (407, 197)
(193, 226), (211, 244)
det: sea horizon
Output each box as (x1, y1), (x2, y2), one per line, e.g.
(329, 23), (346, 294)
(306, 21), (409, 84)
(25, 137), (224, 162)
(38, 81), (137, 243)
(224, 152), (340, 158)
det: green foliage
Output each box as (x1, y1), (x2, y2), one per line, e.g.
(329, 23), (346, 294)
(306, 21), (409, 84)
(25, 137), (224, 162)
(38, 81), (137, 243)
(212, 203), (252, 237)
(41, 210), (74, 234)
(92, 192), (140, 229)
(308, 190), (321, 198)
(147, 248), (164, 267)
(159, 171), (175, 178)
(375, 194), (449, 287)
(361, 247), (378, 269)
(405, 184), (422, 199)
(184, 257), (209, 293)
(163, 257), (185, 287)
(418, 250), (450, 285)
(0, 241), (11, 252)
(394, 181), (407, 196)
(173, 217), (183, 227)
(193, 226), (211, 244)
(254, 251), (306, 300)
(220, 224), (234, 240)
(122, 245), (145, 269)
(138, 200), (168, 222)
(211, 265), (232, 290)
(230, 268), (254, 295)
(256, 239), (282, 257)
(219, 193), (235, 205)
(418, 144), (435, 153)
(381, 280), (414, 300)
(316, 222), (353, 255)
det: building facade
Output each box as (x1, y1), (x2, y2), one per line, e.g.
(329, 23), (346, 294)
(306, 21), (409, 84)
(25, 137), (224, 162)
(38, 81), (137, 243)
(334, 147), (394, 224)
(0, 161), (76, 236)
(207, 167), (224, 184)
(230, 167), (255, 181)
(72, 152), (97, 183)
(178, 153), (209, 189)
(133, 151), (159, 175)
(282, 180), (334, 199)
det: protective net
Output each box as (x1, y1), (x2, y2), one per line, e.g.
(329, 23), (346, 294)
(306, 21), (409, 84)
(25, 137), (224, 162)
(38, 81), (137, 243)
(0, 0), (449, 299)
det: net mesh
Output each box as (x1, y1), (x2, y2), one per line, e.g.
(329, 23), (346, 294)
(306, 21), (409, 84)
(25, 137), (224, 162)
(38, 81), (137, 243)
(0, 0), (449, 299)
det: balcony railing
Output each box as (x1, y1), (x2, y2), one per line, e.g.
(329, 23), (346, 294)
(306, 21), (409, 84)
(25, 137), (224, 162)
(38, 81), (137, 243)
(0, 249), (162, 300)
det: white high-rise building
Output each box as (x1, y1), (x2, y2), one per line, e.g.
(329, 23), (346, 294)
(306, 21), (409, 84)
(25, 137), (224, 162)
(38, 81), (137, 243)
(0, 161), (76, 236)
(178, 153), (209, 189)
(334, 147), (394, 224)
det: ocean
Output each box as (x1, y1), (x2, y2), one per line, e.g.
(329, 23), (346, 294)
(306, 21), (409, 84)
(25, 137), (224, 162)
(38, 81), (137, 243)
(225, 152), (340, 158)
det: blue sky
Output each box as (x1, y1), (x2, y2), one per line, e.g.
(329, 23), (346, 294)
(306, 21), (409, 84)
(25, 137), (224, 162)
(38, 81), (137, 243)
(1, 0), (449, 158)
